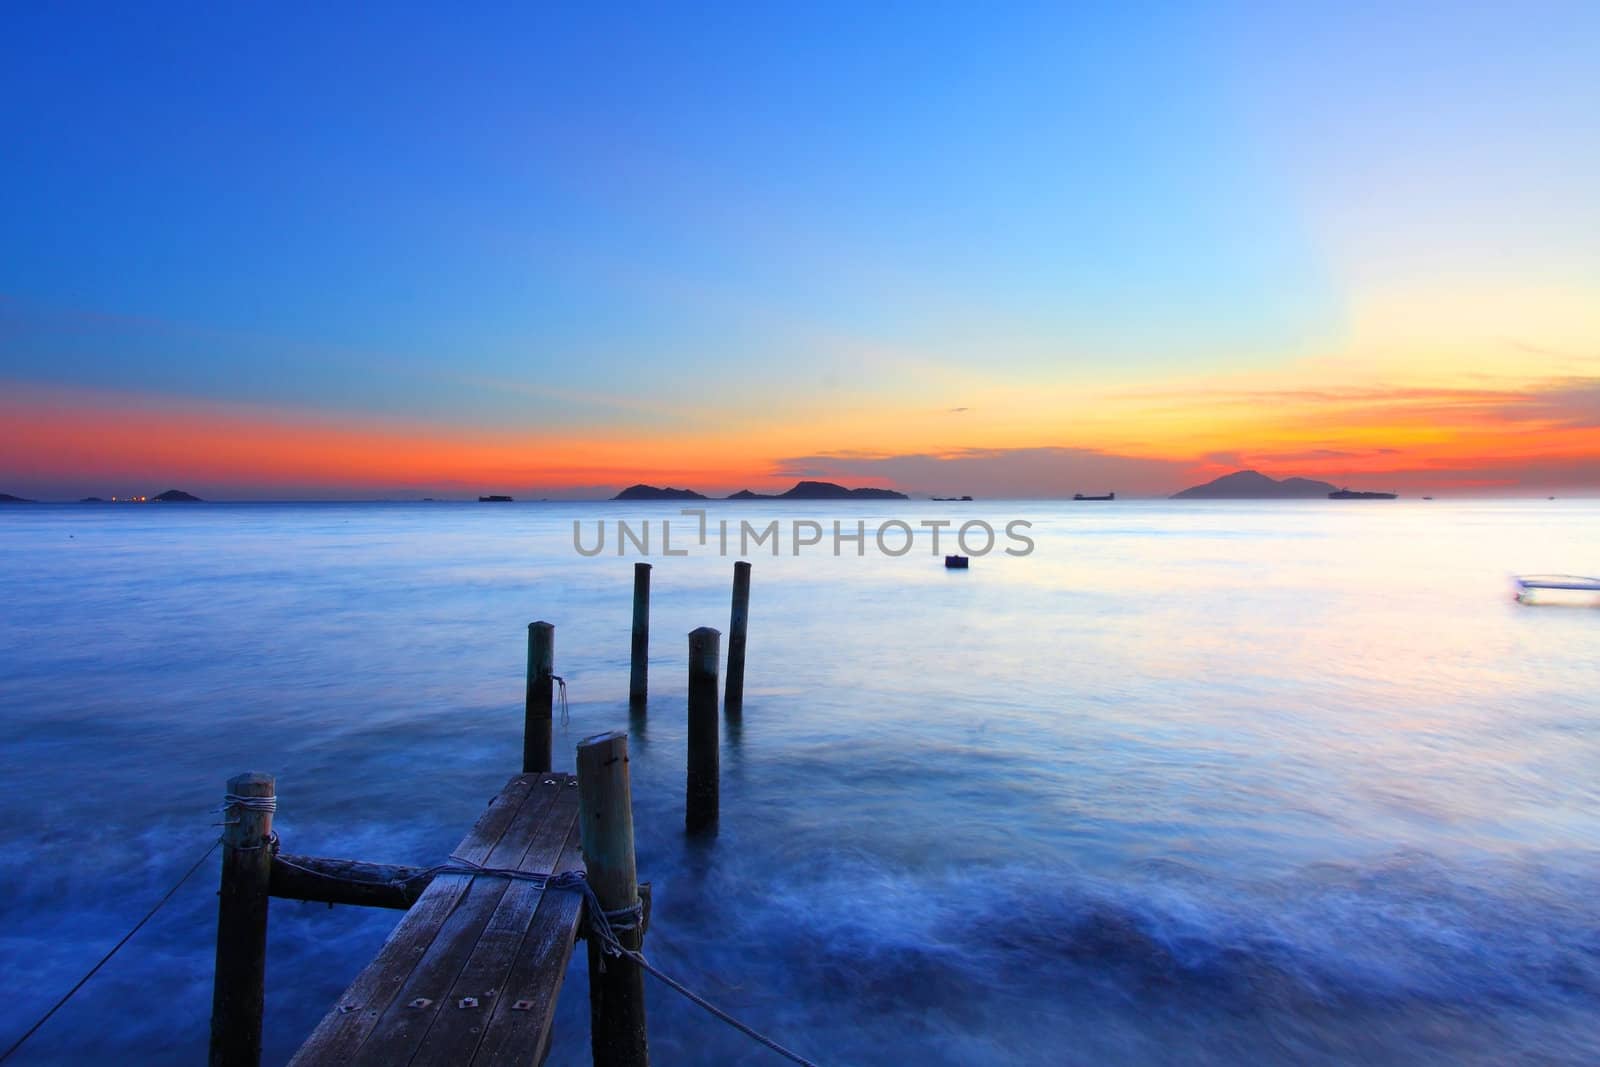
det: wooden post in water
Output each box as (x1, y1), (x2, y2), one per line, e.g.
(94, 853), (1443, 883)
(724, 561), (751, 718)
(686, 627), (720, 834)
(525, 620), (554, 772)
(629, 563), (651, 709)
(210, 771), (275, 1067)
(576, 731), (649, 1067)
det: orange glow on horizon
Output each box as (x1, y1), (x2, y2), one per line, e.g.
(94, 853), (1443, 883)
(3, 373), (1599, 497)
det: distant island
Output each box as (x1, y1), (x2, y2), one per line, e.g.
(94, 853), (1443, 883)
(614, 485), (708, 501)
(80, 496), (105, 502)
(736, 480), (908, 501)
(153, 489), (202, 502)
(1329, 489), (1398, 500)
(614, 480), (908, 501)
(0, 492), (30, 503)
(1172, 470), (1337, 499)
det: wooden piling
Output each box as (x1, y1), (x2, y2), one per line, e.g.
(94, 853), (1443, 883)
(686, 627), (720, 834)
(724, 561), (751, 718)
(525, 620), (555, 772)
(629, 563), (651, 709)
(210, 771), (275, 1067)
(576, 731), (649, 1067)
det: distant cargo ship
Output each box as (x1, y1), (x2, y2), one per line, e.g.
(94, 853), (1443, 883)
(1328, 489), (1397, 499)
(479, 495), (514, 502)
(1073, 492), (1115, 501)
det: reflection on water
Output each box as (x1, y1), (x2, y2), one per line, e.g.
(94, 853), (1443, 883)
(1, 500), (1597, 1064)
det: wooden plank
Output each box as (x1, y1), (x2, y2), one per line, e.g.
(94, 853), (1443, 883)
(337, 777), (569, 1065)
(287, 775), (545, 1065)
(407, 779), (582, 1065)
(471, 830), (586, 1067)
(271, 853), (431, 910)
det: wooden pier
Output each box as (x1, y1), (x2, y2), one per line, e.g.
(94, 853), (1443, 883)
(288, 772), (587, 1066)
(207, 563), (756, 1067)
(208, 739), (648, 1067)
(210, 739), (649, 1067)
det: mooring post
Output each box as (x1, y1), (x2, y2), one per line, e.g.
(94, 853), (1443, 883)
(576, 731), (649, 1067)
(686, 626), (720, 834)
(525, 620), (554, 772)
(629, 562), (651, 710)
(210, 771), (275, 1067)
(724, 561), (751, 718)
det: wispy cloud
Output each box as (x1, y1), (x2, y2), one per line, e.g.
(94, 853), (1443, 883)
(1246, 447), (1402, 463)
(1490, 378), (1600, 429)
(1115, 377), (1600, 424)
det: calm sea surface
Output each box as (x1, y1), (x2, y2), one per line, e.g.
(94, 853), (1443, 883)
(1, 500), (1598, 1065)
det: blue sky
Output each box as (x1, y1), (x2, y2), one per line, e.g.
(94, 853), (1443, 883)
(2, 3), (1597, 496)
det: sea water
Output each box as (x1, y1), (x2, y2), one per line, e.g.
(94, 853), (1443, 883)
(1, 499), (1597, 1065)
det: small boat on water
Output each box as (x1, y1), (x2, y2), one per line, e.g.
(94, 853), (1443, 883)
(1073, 492), (1114, 501)
(1514, 574), (1600, 602)
(944, 555), (969, 569)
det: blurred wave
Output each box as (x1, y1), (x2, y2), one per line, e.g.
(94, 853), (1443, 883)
(1, 499), (1598, 1064)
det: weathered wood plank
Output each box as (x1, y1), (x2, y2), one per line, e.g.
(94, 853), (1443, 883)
(287, 775), (544, 1065)
(270, 854), (431, 910)
(407, 780), (582, 1065)
(471, 831), (586, 1067)
(338, 778), (568, 1064)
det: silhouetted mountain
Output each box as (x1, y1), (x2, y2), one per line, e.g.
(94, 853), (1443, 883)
(615, 480), (907, 500)
(727, 480), (908, 500)
(789, 480), (908, 500)
(1172, 470), (1337, 499)
(153, 489), (202, 501)
(0, 493), (30, 503)
(614, 484), (708, 501)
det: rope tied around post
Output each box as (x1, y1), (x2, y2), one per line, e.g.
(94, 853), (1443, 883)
(215, 792), (278, 825)
(552, 674), (570, 727)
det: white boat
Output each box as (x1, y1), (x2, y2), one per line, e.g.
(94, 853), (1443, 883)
(1514, 574), (1600, 602)
(1516, 574), (1600, 591)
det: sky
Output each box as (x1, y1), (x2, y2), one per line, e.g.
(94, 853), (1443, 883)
(2, 2), (1598, 499)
